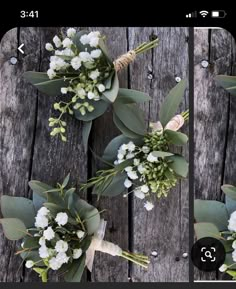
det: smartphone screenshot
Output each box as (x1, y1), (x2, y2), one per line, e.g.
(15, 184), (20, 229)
(0, 6), (235, 287)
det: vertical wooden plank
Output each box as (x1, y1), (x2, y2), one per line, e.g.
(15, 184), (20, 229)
(90, 27), (129, 282)
(0, 28), (41, 281)
(128, 27), (189, 282)
(194, 28), (235, 280)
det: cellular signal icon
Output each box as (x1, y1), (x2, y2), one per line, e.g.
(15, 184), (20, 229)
(186, 11), (197, 18)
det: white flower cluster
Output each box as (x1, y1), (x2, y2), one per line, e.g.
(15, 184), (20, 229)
(26, 207), (84, 271)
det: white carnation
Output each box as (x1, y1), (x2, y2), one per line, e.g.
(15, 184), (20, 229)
(43, 226), (55, 241)
(89, 69), (100, 80)
(73, 248), (82, 259)
(56, 252), (70, 264)
(76, 230), (85, 239)
(25, 260), (34, 268)
(45, 43), (54, 51)
(55, 240), (68, 253)
(134, 189), (145, 199)
(53, 36), (62, 48)
(141, 185), (149, 193)
(67, 28), (76, 38)
(62, 48), (75, 57)
(35, 215), (48, 229)
(47, 68), (56, 80)
(79, 51), (93, 62)
(71, 56), (82, 70)
(142, 146), (150, 154)
(97, 84), (105, 92)
(144, 201), (154, 211)
(127, 170), (138, 180)
(37, 207), (50, 216)
(91, 49), (102, 58)
(55, 212), (68, 226)
(80, 34), (90, 45)
(39, 245), (49, 258)
(126, 153), (135, 159)
(88, 32), (100, 47)
(147, 153), (158, 163)
(49, 257), (62, 270)
(228, 211), (236, 232)
(62, 37), (73, 48)
(124, 178), (132, 188)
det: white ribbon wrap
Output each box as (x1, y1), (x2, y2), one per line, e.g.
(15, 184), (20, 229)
(85, 219), (122, 272)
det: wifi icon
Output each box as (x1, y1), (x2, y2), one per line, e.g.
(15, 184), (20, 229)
(199, 10), (209, 17)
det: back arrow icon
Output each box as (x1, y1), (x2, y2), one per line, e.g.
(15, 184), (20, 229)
(18, 44), (24, 54)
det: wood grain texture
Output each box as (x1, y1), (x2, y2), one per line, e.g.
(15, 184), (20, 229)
(194, 28), (236, 280)
(128, 27), (189, 282)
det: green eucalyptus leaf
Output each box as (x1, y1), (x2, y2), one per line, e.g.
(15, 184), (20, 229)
(64, 254), (86, 282)
(224, 253), (236, 269)
(43, 203), (64, 216)
(194, 199), (229, 231)
(194, 222), (220, 240)
(24, 72), (67, 96)
(113, 103), (146, 136)
(23, 236), (40, 250)
(29, 181), (53, 198)
(20, 250), (44, 267)
(221, 185), (236, 201)
(225, 195), (236, 216)
(152, 151), (174, 158)
(33, 193), (46, 212)
(216, 75), (236, 96)
(82, 121), (92, 149)
(116, 89), (151, 104)
(164, 130), (188, 145)
(113, 113), (144, 139)
(62, 173), (70, 188)
(80, 236), (92, 252)
(102, 72), (119, 103)
(1, 196), (35, 228)
(159, 80), (186, 127)
(98, 38), (113, 64)
(167, 155), (188, 178)
(104, 71), (115, 89)
(0, 218), (27, 240)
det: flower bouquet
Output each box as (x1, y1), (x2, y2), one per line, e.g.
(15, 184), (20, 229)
(0, 175), (149, 282)
(24, 28), (158, 145)
(81, 80), (189, 210)
(194, 185), (236, 279)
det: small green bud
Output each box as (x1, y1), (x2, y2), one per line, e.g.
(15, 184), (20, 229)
(83, 102), (89, 108)
(60, 127), (66, 133)
(88, 105), (95, 112)
(49, 122), (55, 127)
(72, 96), (77, 103)
(54, 103), (60, 110)
(80, 107), (86, 116)
(61, 121), (67, 127)
(61, 135), (67, 142)
(48, 117), (54, 122)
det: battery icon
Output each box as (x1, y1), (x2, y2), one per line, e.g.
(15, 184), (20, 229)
(211, 10), (227, 18)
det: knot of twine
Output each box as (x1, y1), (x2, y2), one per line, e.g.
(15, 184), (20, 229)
(113, 50), (136, 72)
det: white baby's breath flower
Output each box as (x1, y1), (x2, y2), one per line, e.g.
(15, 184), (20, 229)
(97, 84), (105, 92)
(91, 49), (102, 58)
(127, 170), (138, 180)
(55, 212), (68, 226)
(87, 91), (95, 99)
(89, 69), (100, 80)
(127, 141), (135, 152)
(45, 43), (54, 51)
(134, 189), (145, 199)
(88, 31), (100, 47)
(47, 68), (56, 80)
(73, 248), (82, 259)
(49, 257), (62, 270)
(118, 153), (125, 160)
(233, 240), (236, 249)
(76, 230), (85, 239)
(56, 252), (70, 264)
(37, 207), (50, 216)
(50, 57), (68, 71)
(219, 264), (228, 272)
(80, 34), (90, 45)
(133, 158), (140, 166)
(79, 51), (93, 62)
(125, 166), (133, 172)
(147, 153), (158, 163)
(35, 215), (48, 229)
(67, 28), (76, 38)
(39, 245), (49, 258)
(39, 237), (46, 246)
(71, 56), (82, 70)
(142, 146), (150, 154)
(121, 144), (128, 151)
(43, 226), (55, 241)
(62, 37), (73, 48)
(124, 178), (132, 188)
(144, 201), (154, 211)
(62, 48), (75, 57)
(126, 153), (135, 159)
(25, 260), (34, 268)
(228, 211), (236, 232)
(137, 164), (146, 174)
(53, 36), (62, 48)
(141, 185), (149, 193)
(61, 87), (68, 94)
(55, 240), (68, 253)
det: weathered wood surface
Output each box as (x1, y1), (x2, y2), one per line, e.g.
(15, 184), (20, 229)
(1, 27), (189, 282)
(194, 28), (236, 280)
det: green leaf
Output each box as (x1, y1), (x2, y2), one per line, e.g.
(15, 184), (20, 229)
(72, 30), (90, 52)
(221, 185), (236, 201)
(113, 113), (144, 139)
(93, 172), (127, 197)
(33, 193), (46, 212)
(104, 71), (114, 89)
(194, 222), (220, 240)
(113, 103), (146, 136)
(1, 196), (35, 228)
(216, 75), (236, 96)
(74, 99), (109, 121)
(62, 173), (70, 188)
(64, 254), (86, 282)
(29, 180), (53, 198)
(43, 203), (64, 216)
(80, 236), (92, 252)
(226, 270), (236, 278)
(74, 199), (100, 235)
(102, 72), (119, 102)
(0, 218), (27, 240)
(23, 236), (40, 250)
(159, 80), (186, 126)
(164, 130), (188, 145)
(167, 155), (188, 178)
(116, 89), (151, 104)
(194, 199), (229, 231)
(98, 38), (113, 64)
(224, 253), (236, 269)
(225, 195), (236, 216)
(152, 151), (174, 158)
(20, 250), (44, 267)
(82, 121), (92, 149)
(24, 72), (67, 96)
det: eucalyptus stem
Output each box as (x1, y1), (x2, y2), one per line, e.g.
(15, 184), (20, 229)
(121, 251), (150, 268)
(181, 109), (189, 121)
(134, 39), (159, 55)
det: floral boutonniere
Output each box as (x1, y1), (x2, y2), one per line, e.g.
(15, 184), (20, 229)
(81, 80), (189, 210)
(24, 28), (158, 146)
(0, 175), (149, 282)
